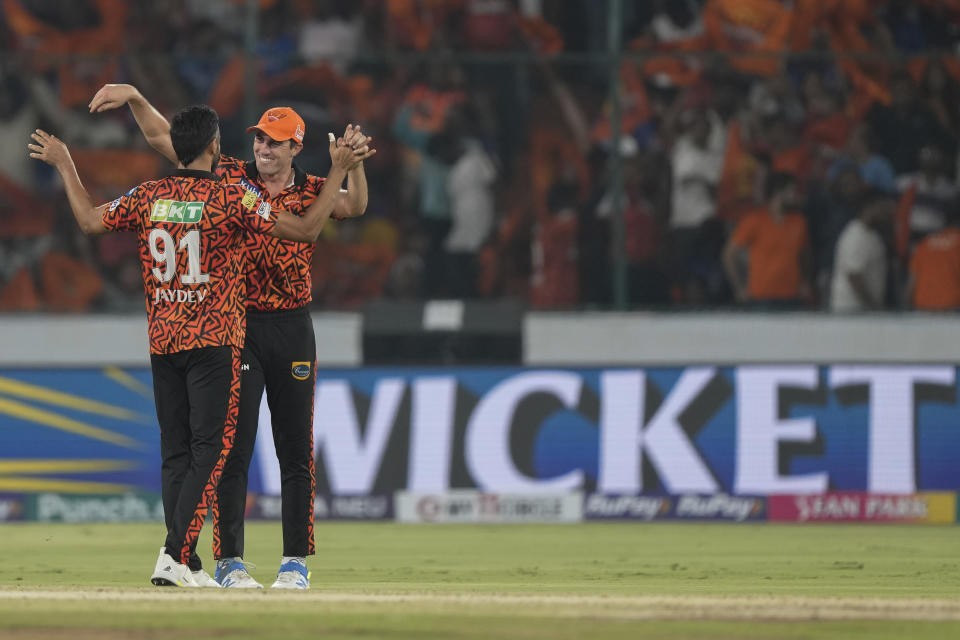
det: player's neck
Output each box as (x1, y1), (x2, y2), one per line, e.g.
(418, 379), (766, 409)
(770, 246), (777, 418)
(260, 165), (295, 198)
(179, 152), (217, 174)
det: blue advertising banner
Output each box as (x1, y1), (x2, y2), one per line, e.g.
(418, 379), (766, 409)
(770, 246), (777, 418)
(1, 366), (959, 497)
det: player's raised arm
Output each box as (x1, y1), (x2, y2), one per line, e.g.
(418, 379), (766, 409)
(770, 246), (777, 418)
(270, 133), (375, 242)
(334, 124), (372, 219)
(28, 129), (108, 235)
(89, 84), (178, 164)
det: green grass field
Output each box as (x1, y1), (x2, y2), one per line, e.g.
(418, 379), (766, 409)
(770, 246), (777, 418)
(0, 521), (957, 639)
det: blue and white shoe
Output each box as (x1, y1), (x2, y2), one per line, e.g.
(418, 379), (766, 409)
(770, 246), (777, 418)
(215, 557), (262, 589)
(270, 557), (310, 589)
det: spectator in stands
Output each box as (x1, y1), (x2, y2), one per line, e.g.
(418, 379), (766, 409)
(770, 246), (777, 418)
(867, 71), (952, 176)
(621, 150), (671, 307)
(444, 110), (497, 299)
(530, 179), (579, 309)
(918, 58), (960, 139)
(764, 111), (814, 187)
(802, 73), (851, 153)
(897, 144), (958, 241)
(297, 0), (363, 72)
(723, 172), (811, 310)
(384, 225), (427, 300)
(417, 128), (460, 298)
(0, 224), (103, 312)
(806, 166), (868, 300)
(649, 0), (704, 46)
(830, 191), (894, 312)
(0, 65), (39, 186)
(827, 123), (896, 194)
(906, 208), (960, 311)
(668, 108), (725, 304)
(174, 18), (233, 103)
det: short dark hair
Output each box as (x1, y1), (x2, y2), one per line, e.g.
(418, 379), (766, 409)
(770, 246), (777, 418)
(170, 104), (220, 166)
(765, 171), (797, 200)
(858, 188), (892, 213)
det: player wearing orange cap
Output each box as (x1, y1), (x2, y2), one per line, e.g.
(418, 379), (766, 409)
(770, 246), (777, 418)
(89, 84), (373, 589)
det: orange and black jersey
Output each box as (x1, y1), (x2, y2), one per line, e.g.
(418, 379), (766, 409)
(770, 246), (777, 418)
(102, 169), (276, 354)
(217, 154), (330, 311)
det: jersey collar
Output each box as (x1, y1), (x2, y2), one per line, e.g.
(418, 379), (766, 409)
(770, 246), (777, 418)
(173, 169), (218, 180)
(243, 160), (307, 188)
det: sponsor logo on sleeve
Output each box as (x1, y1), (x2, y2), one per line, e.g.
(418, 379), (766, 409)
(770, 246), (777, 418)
(292, 362), (311, 380)
(108, 188), (136, 212)
(257, 201), (271, 220)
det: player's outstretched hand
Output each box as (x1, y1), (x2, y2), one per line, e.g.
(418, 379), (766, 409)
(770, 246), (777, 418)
(329, 131), (375, 171)
(28, 129), (72, 169)
(329, 132), (356, 171)
(89, 83), (138, 113)
(335, 124), (376, 170)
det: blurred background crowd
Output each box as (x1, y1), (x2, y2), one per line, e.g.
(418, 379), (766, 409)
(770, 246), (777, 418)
(3, 0), (960, 313)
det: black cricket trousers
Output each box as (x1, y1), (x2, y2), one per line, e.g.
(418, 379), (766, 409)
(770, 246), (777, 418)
(215, 306), (316, 559)
(151, 345), (240, 569)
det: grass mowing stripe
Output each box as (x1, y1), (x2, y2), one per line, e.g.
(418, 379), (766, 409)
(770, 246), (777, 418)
(1, 589), (958, 621)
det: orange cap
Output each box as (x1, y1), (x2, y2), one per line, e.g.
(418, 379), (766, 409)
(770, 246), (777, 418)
(245, 107), (305, 143)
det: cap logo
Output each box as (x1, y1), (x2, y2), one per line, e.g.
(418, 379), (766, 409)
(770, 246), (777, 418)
(294, 124), (304, 141)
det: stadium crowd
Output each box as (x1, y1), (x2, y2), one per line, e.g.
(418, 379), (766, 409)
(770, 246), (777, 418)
(3, 0), (960, 312)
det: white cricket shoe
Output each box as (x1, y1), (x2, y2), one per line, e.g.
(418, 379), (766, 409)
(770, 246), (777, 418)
(191, 568), (221, 588)
(270, 558), (310, 589)
(215, 558), (263, 589)
(150, 547), (199, 587)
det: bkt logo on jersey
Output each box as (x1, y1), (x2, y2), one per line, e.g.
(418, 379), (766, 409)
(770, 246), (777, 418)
(150, 199), (204, 223)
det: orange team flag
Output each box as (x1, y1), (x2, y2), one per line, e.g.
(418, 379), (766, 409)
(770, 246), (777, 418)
(907, 57), (928, 84)
(941, 56), (960, 86)
(716, 120), (762, 221)
(208, 53), (246, 117)
(895, 184), (916, 262)
(702, 0), (793, 76)
(0, 268), (41, 311)
(772, 145), (813, 183)
(516, 15), (564, 55)
(0, 173), (55, 237)
(910, 229), (960, 310)
(41, 252), (104, 312)
(805, 111), (851, 150)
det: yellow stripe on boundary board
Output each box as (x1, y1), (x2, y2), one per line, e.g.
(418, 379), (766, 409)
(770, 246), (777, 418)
(0, 477), (131, 493)
(0, 460), (136, 475)
(102, 367), (154, 401)
(0, 376), (151, 422)
(0, 397), (140, 449)
(920, 492), (957, 524)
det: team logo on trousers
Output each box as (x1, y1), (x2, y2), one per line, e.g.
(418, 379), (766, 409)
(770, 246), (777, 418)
(291, 362), (311, 380)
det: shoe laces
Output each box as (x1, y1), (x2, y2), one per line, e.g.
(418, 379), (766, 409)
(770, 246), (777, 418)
(274, 570), (308, 586)
(217, 558), (256, 573)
